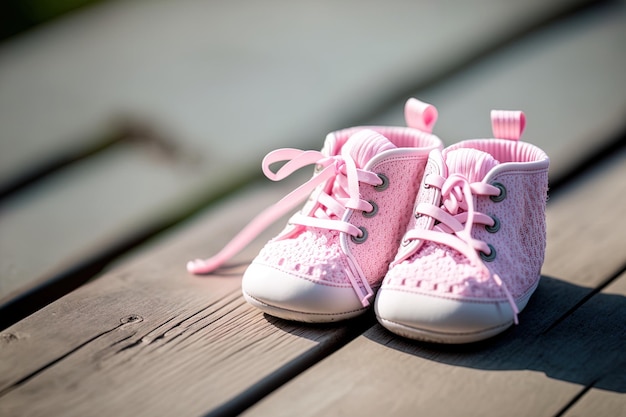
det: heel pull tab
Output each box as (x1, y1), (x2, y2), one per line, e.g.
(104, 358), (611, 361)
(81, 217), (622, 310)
(405, 98), (438, 133)
(491, 110), (526, 140)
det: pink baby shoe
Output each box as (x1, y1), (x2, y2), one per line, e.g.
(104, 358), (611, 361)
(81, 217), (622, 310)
(187, 98), (443, 322)
(375, 110), (549, 343)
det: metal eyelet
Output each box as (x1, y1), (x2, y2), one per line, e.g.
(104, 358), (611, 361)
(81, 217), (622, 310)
(374, 173), (389, 191)
(350, 226), (368, 244)
(362, 200), (378, 218)
(479, 244), (497, 262)
(485, 215), (500, 233)
(414, 212), (422, 219)
(490, 182), (507, 202)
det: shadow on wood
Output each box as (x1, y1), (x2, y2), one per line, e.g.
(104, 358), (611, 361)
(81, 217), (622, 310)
(364, 275), (626, 394)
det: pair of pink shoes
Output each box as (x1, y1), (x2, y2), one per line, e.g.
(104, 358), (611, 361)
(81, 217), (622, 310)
(187, 98), (549, 344)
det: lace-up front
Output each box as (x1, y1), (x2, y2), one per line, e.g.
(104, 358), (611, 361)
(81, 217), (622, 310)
(265, 147), (385, 240)
(400, 171), (520, 323)
(186, 139), (385, 284)
(258, 143), (388, 305)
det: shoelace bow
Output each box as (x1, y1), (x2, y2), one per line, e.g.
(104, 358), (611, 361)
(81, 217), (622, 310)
(402, 173), (520, 324)
(187, 146), (383, 306)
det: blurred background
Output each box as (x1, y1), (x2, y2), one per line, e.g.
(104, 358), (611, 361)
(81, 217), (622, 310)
(0, 0), (624, 324)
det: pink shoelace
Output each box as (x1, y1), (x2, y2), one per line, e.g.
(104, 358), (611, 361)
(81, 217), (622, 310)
(187, 145), (384, 306)
(398, 172), (520, 323)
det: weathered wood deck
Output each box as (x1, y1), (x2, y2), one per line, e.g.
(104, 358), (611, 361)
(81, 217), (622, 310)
(1, 1), (625, 416)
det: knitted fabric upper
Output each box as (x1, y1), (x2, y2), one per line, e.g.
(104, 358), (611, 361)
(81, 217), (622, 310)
(252, 129), (431, 289)
(384, 141), (549, 301)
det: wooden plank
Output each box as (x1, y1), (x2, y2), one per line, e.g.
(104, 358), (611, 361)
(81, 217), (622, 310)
(0, 0), (595, 191)
(240, 148), (626, 417)
(0, 148), (623, 417)
(368, 0), (626, 184)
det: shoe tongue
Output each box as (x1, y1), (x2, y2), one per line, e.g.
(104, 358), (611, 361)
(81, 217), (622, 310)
(341, 129), (396, 168)
(445, 148), (500, 182)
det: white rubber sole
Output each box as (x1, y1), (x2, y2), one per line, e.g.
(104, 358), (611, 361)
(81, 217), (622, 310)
(242, 290), (367, 323)
(375, 279), (540, 344)
(377, 316), (513, 344)
(242, 262), (372, 323)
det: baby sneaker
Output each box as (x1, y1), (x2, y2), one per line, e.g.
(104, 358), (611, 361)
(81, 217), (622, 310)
(375, 110), (549, 343)
(187, 98), (443, 322)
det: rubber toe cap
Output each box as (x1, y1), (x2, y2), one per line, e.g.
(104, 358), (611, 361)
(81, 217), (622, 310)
(375, 288), (516, 343)
(242, 262), (366, 322)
